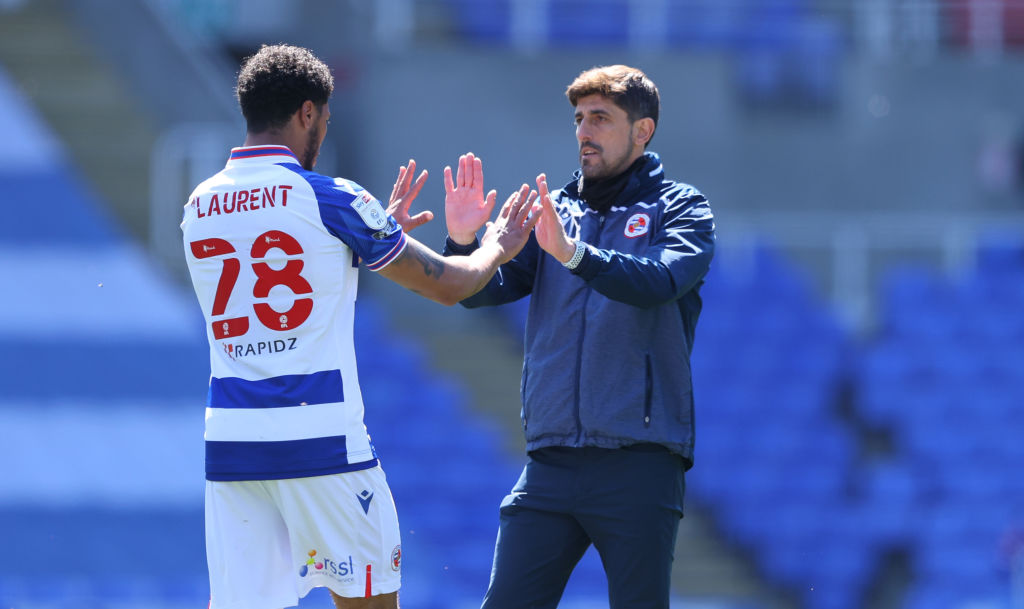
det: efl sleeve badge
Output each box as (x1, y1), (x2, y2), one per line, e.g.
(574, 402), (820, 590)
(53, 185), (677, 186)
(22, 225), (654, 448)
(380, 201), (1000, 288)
(350, 191), (389, 231)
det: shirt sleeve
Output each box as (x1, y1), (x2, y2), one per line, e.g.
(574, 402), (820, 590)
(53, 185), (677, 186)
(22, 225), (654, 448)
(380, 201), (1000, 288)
(571, 191), (715, 308)
(315, 178), (407, 271)
(442, 234), (539, 307)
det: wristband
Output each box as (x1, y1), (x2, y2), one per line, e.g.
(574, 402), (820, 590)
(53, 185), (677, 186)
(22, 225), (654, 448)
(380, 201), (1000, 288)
(562, 240), (585, 270)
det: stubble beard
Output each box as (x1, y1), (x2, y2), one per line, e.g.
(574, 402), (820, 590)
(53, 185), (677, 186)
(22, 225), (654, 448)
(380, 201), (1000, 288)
(301, 125), (321, 171)
(580, 145), (635, 181)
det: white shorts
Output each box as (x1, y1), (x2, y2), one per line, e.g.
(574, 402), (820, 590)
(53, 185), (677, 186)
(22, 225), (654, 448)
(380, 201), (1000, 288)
(205, 465), (401, 609)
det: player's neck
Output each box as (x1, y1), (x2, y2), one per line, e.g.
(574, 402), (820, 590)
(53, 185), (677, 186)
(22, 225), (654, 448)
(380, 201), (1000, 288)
(243, 131), (298, 155)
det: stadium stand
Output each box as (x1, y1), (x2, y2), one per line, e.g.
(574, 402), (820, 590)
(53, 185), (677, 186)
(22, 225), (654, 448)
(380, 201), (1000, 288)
(0, 64), (209, 607)
(686, 244), (879, 609)
(852, 232), (1024, 609)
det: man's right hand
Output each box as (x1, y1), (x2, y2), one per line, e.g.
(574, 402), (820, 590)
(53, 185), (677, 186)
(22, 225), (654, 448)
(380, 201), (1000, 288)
(480, 184), (540, 264)
(445, 152), (497, 245)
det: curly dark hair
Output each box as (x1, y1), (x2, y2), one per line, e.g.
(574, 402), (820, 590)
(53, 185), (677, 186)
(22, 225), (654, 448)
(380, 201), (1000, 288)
(236, 44), (334, 134)
(566, 65), (660, 146)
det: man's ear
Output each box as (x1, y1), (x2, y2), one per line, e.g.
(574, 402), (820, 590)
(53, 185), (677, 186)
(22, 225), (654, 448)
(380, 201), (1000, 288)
(633, 117), (655, 147)
(298, 100), (316, 129)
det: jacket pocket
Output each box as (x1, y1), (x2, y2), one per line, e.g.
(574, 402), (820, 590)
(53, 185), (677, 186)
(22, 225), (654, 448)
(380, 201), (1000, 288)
(643, 353), (652, 428)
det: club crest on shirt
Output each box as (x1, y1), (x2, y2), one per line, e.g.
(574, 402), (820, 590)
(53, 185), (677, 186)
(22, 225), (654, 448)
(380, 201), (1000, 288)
(351, 191), (389, 231)
(624, 212), (650, 238)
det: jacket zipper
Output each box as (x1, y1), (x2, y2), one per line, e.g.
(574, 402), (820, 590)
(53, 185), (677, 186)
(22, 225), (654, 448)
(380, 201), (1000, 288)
(644, 353), (653, 428)
(573, 213), (605, 445)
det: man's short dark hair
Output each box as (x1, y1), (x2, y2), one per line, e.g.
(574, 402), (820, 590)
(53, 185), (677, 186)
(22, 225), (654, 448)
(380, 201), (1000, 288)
(566, 65), (660, 145)
(236, 44), (334, 134)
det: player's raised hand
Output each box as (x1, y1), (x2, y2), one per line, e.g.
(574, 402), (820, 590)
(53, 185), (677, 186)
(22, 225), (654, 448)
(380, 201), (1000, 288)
(445, 152), (497, 246)
(534, 174), (576, 264)
(481, 183), (540, 264)
(387, 159), (434, 232)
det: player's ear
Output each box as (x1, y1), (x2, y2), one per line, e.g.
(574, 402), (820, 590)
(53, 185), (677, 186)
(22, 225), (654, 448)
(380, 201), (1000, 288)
(298, 100), (316, 129)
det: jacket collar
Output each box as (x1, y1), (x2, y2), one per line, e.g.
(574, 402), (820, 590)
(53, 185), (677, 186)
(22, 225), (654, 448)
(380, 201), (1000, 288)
(563, 151), (664, 209)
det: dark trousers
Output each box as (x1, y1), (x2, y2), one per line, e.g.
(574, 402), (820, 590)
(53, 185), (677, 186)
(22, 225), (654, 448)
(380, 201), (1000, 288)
(481, 444), (686, 609)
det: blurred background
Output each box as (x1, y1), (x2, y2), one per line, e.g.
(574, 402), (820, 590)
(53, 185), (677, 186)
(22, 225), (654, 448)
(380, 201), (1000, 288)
(2, 0), (1023, 608)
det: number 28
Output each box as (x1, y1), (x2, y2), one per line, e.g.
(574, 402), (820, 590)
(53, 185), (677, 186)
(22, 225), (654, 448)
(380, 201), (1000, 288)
(190, 230), (313, 339)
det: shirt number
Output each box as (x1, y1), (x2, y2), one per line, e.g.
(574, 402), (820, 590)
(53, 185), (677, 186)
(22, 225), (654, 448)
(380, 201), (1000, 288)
(189, 230), (313, 339)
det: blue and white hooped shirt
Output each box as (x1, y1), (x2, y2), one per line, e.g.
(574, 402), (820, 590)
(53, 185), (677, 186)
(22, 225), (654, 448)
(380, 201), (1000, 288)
(181, 146), (406, 481)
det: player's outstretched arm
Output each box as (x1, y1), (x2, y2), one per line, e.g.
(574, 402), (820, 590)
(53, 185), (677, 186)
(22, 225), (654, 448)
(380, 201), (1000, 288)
(386, 159), (433, 231)
(379, 184), (539, 305)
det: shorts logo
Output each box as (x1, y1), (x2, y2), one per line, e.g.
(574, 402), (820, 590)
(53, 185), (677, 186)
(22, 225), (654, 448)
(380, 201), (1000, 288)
(624, 213), (650, 238)
(357, 489), (374, 515)
(299, 549), (321, 577)
(299, 549), (355, 582)
(391, 545), (401, 572)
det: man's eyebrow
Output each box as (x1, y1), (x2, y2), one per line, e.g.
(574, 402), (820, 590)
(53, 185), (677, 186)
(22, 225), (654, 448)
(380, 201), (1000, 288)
(576, 108), (612, 118)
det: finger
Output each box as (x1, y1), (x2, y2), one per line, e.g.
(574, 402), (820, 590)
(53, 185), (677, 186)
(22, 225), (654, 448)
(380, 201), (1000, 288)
(536, 173), (549, 201)
(517, 191), (538, 226)
(508, 184), (530, 219)
(484, 189), (497, 213)
(390, 165), (406, 202)
(465, 152), (476, 189)
(539, 184), (559, 220)
(404, 210), (434, 230)
(407, 169), (428, 203)
(524, 201), (543, 231)
(472, 155), (483, 192)
(458, 154), (468, 189)
(499, 188), (521, 220)
(403, 160), (416, 192)
(444, 166), (455, 195)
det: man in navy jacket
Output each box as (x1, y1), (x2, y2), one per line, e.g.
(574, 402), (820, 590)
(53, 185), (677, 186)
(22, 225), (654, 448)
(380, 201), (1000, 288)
(444, 65), (715, 608)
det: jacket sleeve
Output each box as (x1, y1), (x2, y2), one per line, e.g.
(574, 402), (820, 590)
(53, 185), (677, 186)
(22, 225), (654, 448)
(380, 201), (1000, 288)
(442, 233), (539, 308)
(571, 193), (715, 308)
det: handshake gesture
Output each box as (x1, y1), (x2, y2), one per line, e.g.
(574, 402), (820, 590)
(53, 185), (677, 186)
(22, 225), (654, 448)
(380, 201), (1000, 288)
(387, 152), (575, 265)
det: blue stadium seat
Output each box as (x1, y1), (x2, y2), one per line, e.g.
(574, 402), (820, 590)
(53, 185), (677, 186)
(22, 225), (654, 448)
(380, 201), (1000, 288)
(446, 0), (513, 44)
(548, 0), (629, 46)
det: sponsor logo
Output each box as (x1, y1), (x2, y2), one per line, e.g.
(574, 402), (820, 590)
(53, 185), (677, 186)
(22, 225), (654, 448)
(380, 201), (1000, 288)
(624, 213), (650, 238)
(391, 545), (401, 572)
(357, 490), (374, 515)
(223, 337), (297, 359)
(299, 549), (356, 583)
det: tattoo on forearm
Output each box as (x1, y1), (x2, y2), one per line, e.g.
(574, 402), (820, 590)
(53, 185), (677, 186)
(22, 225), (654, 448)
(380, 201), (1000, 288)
(411, 246), (446, 279)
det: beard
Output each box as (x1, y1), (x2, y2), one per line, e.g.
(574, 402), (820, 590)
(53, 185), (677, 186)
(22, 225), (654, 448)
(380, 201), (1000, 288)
(579, 126), (640, 181)
(301, 124), (321, 171)
(580, 144), (635, 181)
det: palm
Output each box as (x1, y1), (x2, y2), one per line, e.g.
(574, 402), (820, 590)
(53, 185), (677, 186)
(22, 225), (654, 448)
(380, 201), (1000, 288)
(534, 174), (573, 262)
(534, 203), (562, 251)
(445, 152), (496, 244)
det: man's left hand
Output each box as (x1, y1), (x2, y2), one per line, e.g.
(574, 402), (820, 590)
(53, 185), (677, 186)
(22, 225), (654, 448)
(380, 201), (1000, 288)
(534, 174), (576, 264)
(387, 159), (433, 231)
